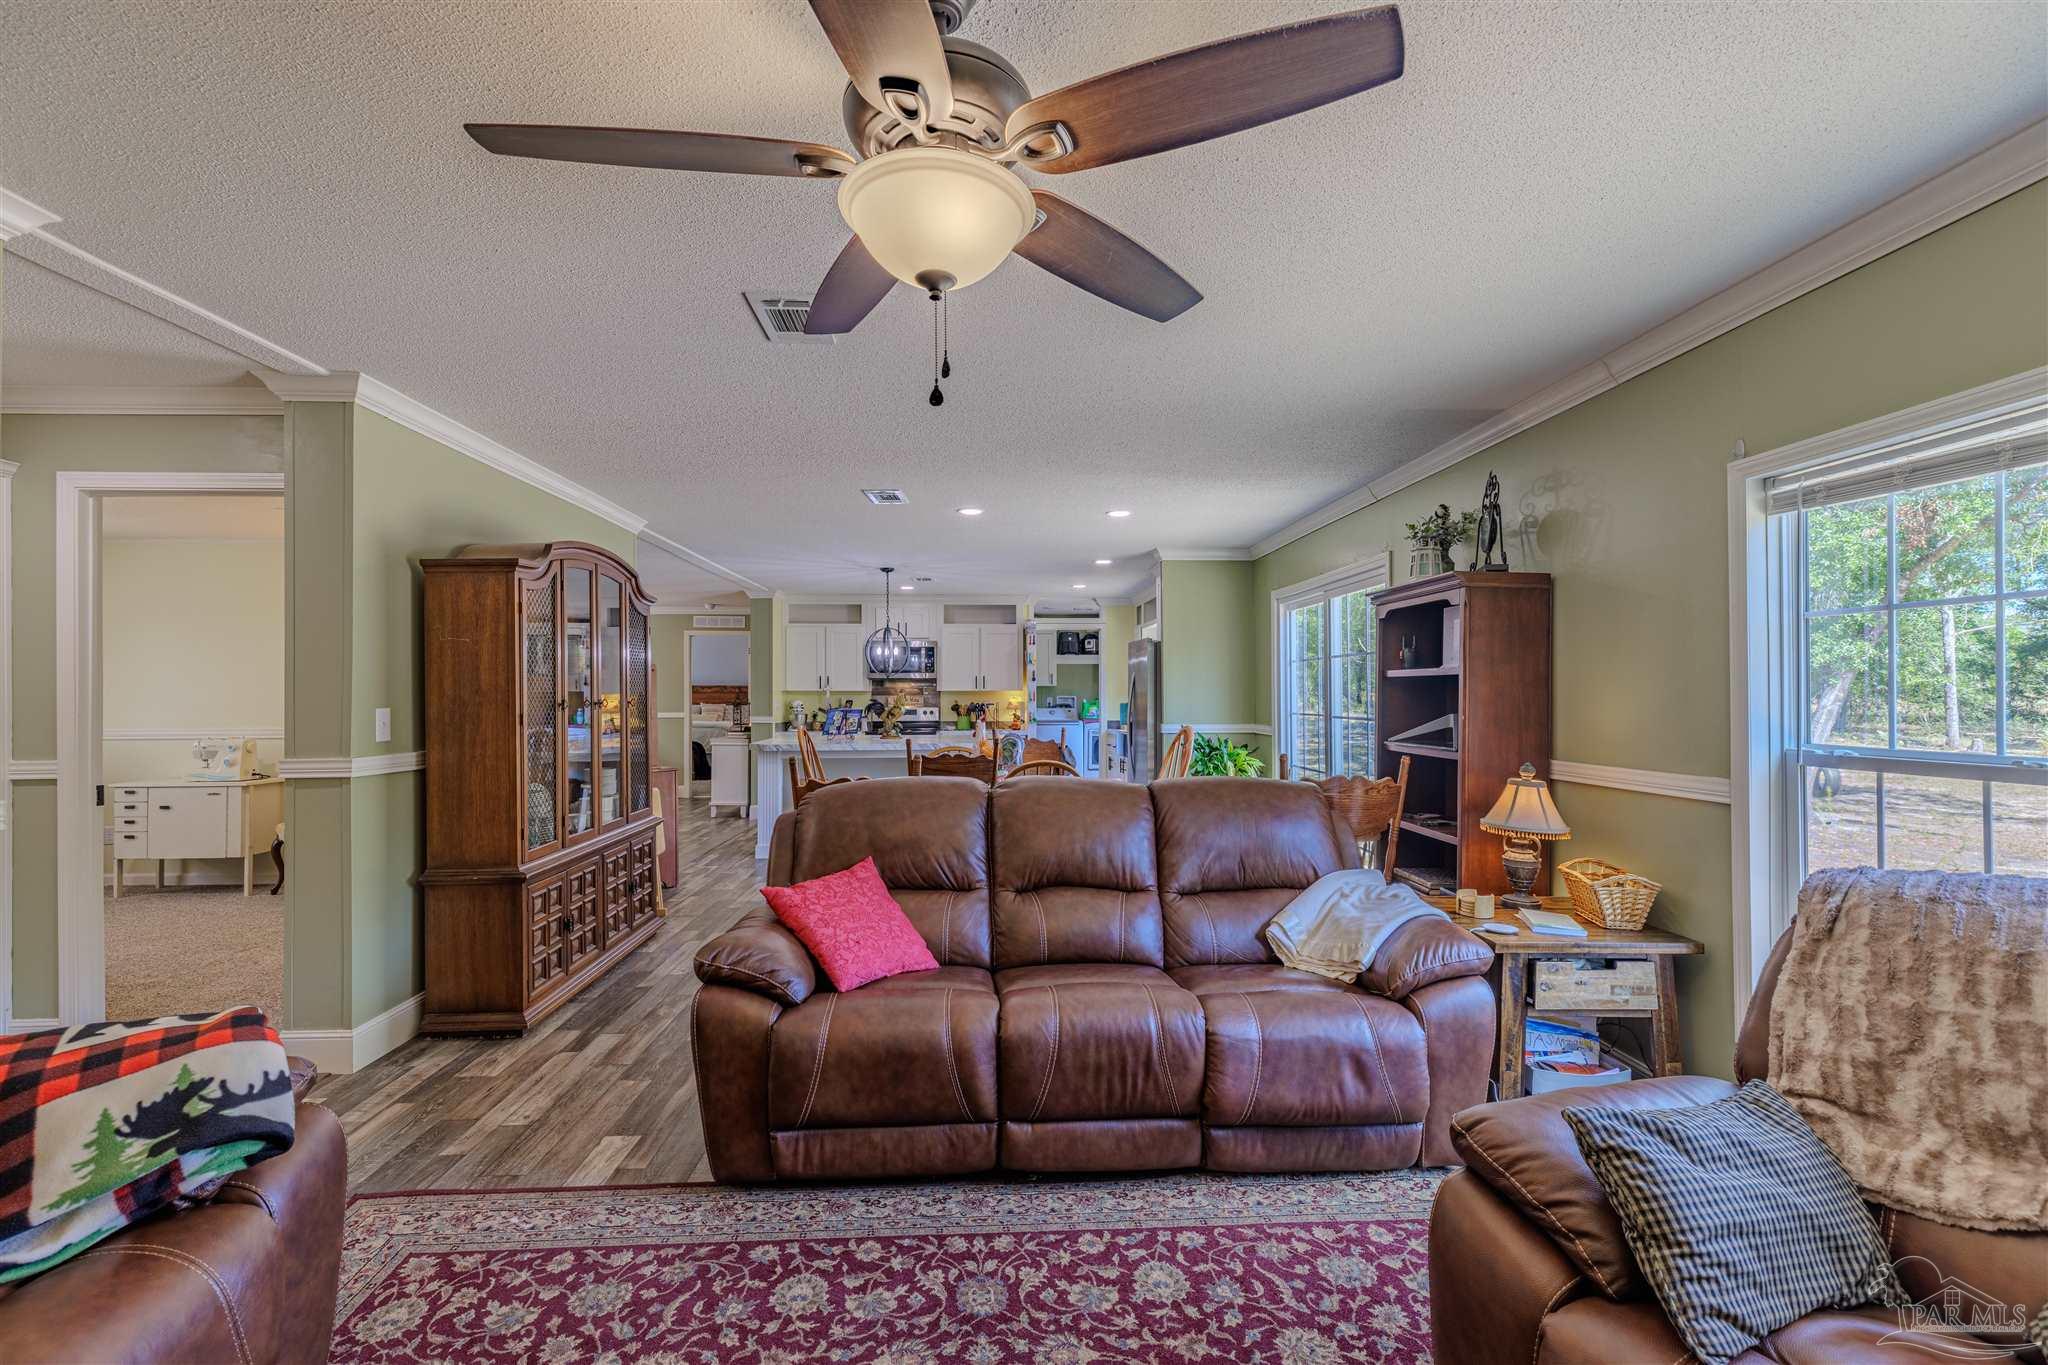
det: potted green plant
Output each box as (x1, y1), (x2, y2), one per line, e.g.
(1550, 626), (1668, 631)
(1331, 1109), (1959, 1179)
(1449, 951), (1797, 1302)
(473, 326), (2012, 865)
(1405, 504), (1477, 577)
(1189, 733), (1266, 777)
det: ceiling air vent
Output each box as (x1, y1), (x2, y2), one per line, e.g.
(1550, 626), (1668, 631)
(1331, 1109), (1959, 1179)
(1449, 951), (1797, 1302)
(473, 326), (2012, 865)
(862, 488), (909, 506)
(743, 291), (834, 345)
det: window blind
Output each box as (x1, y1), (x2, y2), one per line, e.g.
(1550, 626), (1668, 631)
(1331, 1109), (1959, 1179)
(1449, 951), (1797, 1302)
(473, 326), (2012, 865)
(1765, 406), (2048, 515)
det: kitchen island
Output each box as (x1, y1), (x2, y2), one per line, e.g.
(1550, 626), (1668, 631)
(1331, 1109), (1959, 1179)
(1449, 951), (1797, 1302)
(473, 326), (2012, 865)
(752, 731), (990, 860)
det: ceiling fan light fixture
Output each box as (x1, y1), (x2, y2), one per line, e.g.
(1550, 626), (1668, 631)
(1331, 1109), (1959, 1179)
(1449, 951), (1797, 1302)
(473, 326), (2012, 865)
(837, 146), (1035, 291)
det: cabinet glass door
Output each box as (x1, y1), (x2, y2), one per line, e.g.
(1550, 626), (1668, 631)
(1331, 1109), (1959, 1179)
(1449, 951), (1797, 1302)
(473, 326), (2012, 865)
(628, 601), (651, 814)
(521, 574), (561, 852)
(564, 564), (596, 838)
(598, 573), (625, 827)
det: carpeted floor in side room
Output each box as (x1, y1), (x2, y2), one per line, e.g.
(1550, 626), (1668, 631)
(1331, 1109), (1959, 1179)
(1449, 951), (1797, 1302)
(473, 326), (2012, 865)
(335, 1171), (1441, 1362)
(104, 887), (285, 1026)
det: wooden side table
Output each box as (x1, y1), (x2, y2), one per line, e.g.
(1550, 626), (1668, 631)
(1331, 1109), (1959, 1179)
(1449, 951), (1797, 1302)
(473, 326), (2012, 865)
(1427, 895), (1704, 1100)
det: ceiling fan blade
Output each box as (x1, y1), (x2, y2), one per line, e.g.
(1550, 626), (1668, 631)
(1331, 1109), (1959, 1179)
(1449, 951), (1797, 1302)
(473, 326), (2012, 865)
(464, 124), (853, 178)
(804, 236), (898, 335)
(1012, 191), (1200, 323)
(1003, 5), (1403, 174)
(809, 0), (954, 123)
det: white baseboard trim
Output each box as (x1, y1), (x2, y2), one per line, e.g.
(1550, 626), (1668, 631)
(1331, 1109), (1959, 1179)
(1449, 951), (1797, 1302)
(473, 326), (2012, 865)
(1551, 760), (1732, 805)
(279, 991), (423, 1074)
(103, 871), (252, 890)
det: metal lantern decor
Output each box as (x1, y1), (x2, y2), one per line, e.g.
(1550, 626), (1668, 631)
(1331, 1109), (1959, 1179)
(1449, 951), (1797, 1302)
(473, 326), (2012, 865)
(865, 566), (910, 678)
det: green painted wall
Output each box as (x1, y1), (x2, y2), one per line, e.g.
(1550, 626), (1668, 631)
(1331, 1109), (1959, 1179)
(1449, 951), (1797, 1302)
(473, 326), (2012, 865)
(1238, 182), (2048, 1074)
(342, 408), (637, 1027)
(3, 413), (285, 1019)
(652, 615), (692, 772)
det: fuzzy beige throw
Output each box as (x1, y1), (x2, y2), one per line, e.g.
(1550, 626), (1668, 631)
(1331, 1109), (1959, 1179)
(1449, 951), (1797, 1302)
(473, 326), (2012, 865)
(1770, 868), (2048, 1232)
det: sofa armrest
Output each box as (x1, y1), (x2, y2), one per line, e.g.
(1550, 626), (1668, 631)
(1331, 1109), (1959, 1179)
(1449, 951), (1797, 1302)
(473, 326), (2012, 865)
(1361, 917), (1494, 998)
(1450, 1075), (1736, 1300)
(695, 907), (817, 1006)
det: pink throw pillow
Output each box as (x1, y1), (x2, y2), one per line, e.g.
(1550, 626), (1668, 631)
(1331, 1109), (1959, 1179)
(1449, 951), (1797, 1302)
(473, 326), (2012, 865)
(761, 856), (939, 991)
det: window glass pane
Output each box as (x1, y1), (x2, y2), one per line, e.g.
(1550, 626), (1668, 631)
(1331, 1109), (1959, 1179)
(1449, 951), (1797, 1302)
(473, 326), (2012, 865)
(1332, 589), (1374, 659)
(1992, 782), (2048, 876)
(1807, 611), (1889, 746)
(1292, 660), (1324, 715)
(1338, 655), (1372, 716)
(1805, 498), (1887, 610)
(1290, 603), (1323, 660)
(1803, 765), (1876, 872)
(2005, 464), (2048, 592)
(1896, 474), (1996, 602)
(2006, 597), (2048, 756)
(1341, 717), (1374, 778)
(1894, 603), (1995, 752)
(1293, 717), (1327, 777)
(1880, 773), (1984, 872)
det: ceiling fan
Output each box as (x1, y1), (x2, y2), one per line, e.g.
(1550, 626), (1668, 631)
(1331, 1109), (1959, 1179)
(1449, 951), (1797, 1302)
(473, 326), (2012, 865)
(466, 0), (1403, 341)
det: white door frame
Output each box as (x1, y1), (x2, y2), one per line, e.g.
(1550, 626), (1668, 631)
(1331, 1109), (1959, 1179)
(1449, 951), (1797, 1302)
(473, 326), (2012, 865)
(0, 458), (17, 1032)
(679, 628), (750, 800)
(55, 470), (286, 1025)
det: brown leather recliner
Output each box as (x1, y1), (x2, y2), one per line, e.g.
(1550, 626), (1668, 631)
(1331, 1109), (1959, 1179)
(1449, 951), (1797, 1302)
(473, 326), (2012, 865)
(0, 1060), (347, 1364)
(692, 775), (1498, 1182)
(1430, 928), (2047, 1364)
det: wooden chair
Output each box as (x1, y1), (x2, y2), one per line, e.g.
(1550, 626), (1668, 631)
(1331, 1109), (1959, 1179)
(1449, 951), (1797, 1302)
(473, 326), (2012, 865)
(909, 743), (997, 783)
(1020, 737), (1071, 767)
(787, 756), (861, 808)
(1278, 754), (1409, 880)
(794, 727), (827, 783)
(1158, 725), (1195, 779)
(1003, 759), (1080, 779)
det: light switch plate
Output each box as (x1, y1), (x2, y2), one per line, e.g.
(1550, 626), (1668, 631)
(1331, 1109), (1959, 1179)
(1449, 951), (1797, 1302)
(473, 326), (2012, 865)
(374, 707), (391, 743)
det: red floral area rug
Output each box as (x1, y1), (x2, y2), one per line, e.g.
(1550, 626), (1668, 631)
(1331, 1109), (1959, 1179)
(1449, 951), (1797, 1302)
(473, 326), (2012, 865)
(338, 1170), (1442, 1362)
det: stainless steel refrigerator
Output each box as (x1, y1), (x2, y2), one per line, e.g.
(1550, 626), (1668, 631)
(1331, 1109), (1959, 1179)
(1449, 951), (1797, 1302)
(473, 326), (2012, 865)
(1126, 638), (1162, 782)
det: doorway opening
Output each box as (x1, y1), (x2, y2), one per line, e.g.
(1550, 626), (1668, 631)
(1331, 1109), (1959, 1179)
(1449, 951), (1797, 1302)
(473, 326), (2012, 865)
(57, 477), (286, 1025)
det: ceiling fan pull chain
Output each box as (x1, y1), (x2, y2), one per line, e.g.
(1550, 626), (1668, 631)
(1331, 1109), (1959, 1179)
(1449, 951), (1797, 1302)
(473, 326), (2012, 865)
(929, 288), (945, 407)
(941, 291), (951, 380)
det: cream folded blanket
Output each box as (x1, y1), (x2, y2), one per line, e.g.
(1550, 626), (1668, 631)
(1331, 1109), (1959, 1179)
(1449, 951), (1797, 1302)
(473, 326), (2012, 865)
(1770, 867), (2048, 1232)
(1264, 870), (1447, 984)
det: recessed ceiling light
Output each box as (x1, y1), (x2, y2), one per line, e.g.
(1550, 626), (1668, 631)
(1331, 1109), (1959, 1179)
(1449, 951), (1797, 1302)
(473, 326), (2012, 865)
(1106, 509), (1132, 518)
(1094, 559), (1112, 565)
(957, 506), (984, 516)
(1072, 583), (1087, 590)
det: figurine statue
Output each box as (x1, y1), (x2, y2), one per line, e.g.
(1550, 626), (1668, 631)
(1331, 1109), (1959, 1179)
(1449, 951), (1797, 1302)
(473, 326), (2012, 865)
(1475, 472), (1510, 571)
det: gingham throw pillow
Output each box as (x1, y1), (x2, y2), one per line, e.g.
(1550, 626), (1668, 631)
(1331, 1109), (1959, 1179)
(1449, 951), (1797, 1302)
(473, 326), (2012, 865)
(1562, 1080), (1905, 1365)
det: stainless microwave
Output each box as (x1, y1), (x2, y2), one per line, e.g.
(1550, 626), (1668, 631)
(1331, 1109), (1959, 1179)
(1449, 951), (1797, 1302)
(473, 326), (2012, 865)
(869, 638), (937, 680)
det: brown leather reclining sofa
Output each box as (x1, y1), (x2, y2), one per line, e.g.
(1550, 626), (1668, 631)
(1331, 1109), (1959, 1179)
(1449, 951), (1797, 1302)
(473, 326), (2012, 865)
(0, 1061), (347, 1364)
(1431, 926), (2046, 1364)
(693, 775), (1497, 1182)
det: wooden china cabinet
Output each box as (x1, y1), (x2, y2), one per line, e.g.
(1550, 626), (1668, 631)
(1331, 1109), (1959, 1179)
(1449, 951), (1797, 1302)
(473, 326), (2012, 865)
(420, 542), (662, 1033)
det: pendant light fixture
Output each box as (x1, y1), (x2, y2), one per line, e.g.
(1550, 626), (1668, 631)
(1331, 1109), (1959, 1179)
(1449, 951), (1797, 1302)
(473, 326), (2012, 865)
(864, 566), (911, 678)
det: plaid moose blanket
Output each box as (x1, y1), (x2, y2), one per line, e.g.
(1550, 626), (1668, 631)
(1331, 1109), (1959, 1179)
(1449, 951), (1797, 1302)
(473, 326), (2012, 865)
(0, 1007), (296, 1281)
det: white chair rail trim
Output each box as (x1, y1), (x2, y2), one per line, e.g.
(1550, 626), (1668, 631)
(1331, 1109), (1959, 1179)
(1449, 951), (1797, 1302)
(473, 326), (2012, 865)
(1550, 760), (1732, 805)
(276, 752), (425, 779)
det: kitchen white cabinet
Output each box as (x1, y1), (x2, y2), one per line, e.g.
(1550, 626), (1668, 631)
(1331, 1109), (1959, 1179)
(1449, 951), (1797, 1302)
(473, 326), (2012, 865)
(939, 624), (1022, 691)
(708, 737), (750, 817)
(937, 624), (982, 690)
(864, 599), (935, 640)
(824, 624), (869, 692)
(783, 624), (826, 691)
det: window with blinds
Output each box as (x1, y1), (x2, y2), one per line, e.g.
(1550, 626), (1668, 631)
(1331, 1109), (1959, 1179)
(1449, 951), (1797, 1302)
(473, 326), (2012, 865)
(1767, 399), (2048, 876)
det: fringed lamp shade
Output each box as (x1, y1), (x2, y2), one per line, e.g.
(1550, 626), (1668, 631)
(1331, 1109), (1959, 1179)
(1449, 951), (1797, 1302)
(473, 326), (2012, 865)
(1480, 763), (1570, 909)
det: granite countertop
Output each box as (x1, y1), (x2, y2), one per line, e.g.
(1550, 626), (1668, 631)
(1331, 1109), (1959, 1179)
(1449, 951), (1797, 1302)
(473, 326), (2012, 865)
(753, 731), (992, 754)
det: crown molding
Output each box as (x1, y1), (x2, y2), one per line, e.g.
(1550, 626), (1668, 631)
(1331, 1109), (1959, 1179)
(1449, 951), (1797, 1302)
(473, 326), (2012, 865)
(0, 188), (60, 241)
(1152, 546), (1254, 561)
(256, 371), (362, 402)
(1, 384), (284, 415)
(1249, 117), (2048, 561)
(636, 526), (769, 595)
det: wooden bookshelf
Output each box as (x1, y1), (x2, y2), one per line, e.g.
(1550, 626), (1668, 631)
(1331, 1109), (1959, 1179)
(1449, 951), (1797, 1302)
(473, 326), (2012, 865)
(1373, 570), (1552, 896)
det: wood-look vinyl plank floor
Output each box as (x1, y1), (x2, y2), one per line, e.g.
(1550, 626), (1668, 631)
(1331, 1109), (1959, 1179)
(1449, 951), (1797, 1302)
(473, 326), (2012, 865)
(320, 798), (756, 1193)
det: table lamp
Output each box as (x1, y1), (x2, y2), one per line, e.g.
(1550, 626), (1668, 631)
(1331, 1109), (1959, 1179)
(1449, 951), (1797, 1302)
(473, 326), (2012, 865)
(1479, 763), (1570, 910)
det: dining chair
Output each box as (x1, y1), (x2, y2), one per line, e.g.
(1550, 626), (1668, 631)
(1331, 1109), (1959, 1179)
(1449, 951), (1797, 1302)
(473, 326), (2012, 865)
(1020, 737), (1071, 767)
(1297, 755), (1409, 880)
(911, 746), (998, 783)
(794, 727), (827, 784)
(1158, 724), (1195, 779)
(788, 756), (861, 809)
(1003, 759), (1080, 779)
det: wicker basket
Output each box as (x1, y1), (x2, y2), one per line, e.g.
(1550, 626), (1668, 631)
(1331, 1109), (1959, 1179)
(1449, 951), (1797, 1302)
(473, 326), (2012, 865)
(1558, 857), (1661, 930)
